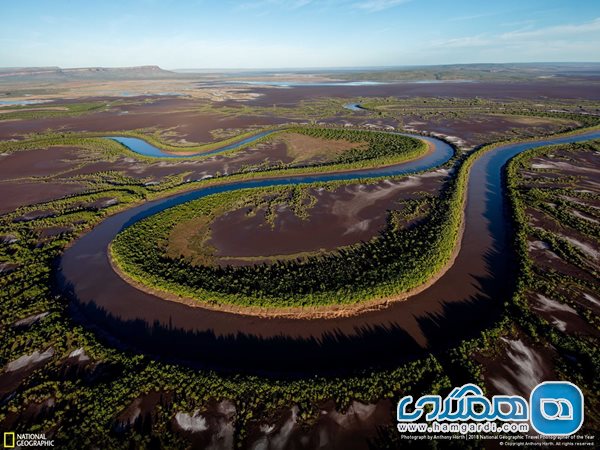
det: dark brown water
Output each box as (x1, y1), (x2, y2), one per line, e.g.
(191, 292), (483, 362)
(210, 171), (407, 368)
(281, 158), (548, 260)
(56, 131), (600, 374)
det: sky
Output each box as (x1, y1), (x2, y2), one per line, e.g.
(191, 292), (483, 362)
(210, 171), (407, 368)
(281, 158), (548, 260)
(1, 0), (599, 69)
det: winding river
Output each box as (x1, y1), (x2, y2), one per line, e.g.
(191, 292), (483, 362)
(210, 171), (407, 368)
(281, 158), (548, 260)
(109, 130), (278, 158)
(57, 128), (600, 374)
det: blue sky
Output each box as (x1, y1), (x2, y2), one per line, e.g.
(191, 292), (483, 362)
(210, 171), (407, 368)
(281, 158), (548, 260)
(1, 0), (599, 69)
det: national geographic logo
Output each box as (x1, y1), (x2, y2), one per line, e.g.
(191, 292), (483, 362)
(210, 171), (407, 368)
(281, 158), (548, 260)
(3, 432), (54, 447)
(3, 433), (15, 448)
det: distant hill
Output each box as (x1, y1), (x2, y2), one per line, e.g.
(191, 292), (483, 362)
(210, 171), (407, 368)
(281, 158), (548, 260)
(332, 62), (600, 82)
(0, 65), (179, 82)
(2, 63), (599, 84)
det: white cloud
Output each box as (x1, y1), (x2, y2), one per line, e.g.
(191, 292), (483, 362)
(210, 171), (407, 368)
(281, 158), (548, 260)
(448, 12), (498, 22)
(235, 0), (314, 11)
(430, 35), (491, 48)
(1, 33), (355, 69)
(430, 18), (600, 55)
(500, 17), (600, 40)
(235, 0), (410, 13)
(352, 0), (411, 13)
(2, 8), (600, 68)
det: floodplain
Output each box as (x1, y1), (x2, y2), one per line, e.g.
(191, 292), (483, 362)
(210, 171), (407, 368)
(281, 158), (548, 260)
(1, 64), (599, 448)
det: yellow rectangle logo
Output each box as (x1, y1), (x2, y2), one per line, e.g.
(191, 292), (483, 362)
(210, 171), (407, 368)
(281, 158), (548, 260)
(3, 432), (15, 448)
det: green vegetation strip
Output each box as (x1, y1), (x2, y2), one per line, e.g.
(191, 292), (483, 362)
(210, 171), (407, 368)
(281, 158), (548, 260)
(0, 101), (110, 121)
(0, 125), (428, 168)
(503, 140), (600, 422)
(110, 132), (445, 309)
(2, 130), (599, 446)
(110, 126), (600, 311)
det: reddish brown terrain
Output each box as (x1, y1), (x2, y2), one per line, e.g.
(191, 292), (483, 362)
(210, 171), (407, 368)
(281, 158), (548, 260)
(222, 82), (600, 107)
(0, 98), (287, 143)
(403, 114), (580, 148)
(207, 174), (446, 265)
(478, 142), (600, 398)
(1, 80), (596, 214)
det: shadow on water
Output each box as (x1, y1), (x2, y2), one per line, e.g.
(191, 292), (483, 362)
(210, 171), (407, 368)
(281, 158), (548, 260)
(56, 231), (507, 377)
(58, 271), (502, 377)
(54, 130), (600, 377)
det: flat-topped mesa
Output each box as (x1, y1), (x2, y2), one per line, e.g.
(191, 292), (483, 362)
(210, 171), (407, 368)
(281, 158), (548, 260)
(65, 65), (164, 72)
(0, 65), (176, 81)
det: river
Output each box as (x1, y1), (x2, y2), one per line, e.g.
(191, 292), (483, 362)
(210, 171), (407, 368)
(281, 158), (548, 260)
(57, 129), (600, 374)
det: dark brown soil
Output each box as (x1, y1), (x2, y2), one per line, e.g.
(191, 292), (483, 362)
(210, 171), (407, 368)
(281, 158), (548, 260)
(0, 146), (88, 180)
(115, 391), (173, 433)
(404, 114), (578, 147)
(1, 398), (55, 431)
(0, 262), (20, 274)
(224, 82), (600, 108)
(527, 227), (598, 288)
(520, 147), (600, 283)
(38, 226), (73, 238)
(247, 141), (293, 164)
(66, 144), (290, 181)
(0, 130), (369, 212)
(476, 334), (556, 397)
(527, 291), (599, 336)
(0, 98), (287, 143)
(172, 399), (236, 449)
(0, 182), (85, 214)
(208, 176), (444, 265)
(0, 349), (54, 399)
(245, 400), (392, 450)
(82, 197), (119, 210)
(12, 208), (56, 222)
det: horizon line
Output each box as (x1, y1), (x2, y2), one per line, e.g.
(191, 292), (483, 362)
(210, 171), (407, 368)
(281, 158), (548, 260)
(2, 61), (600, 72)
